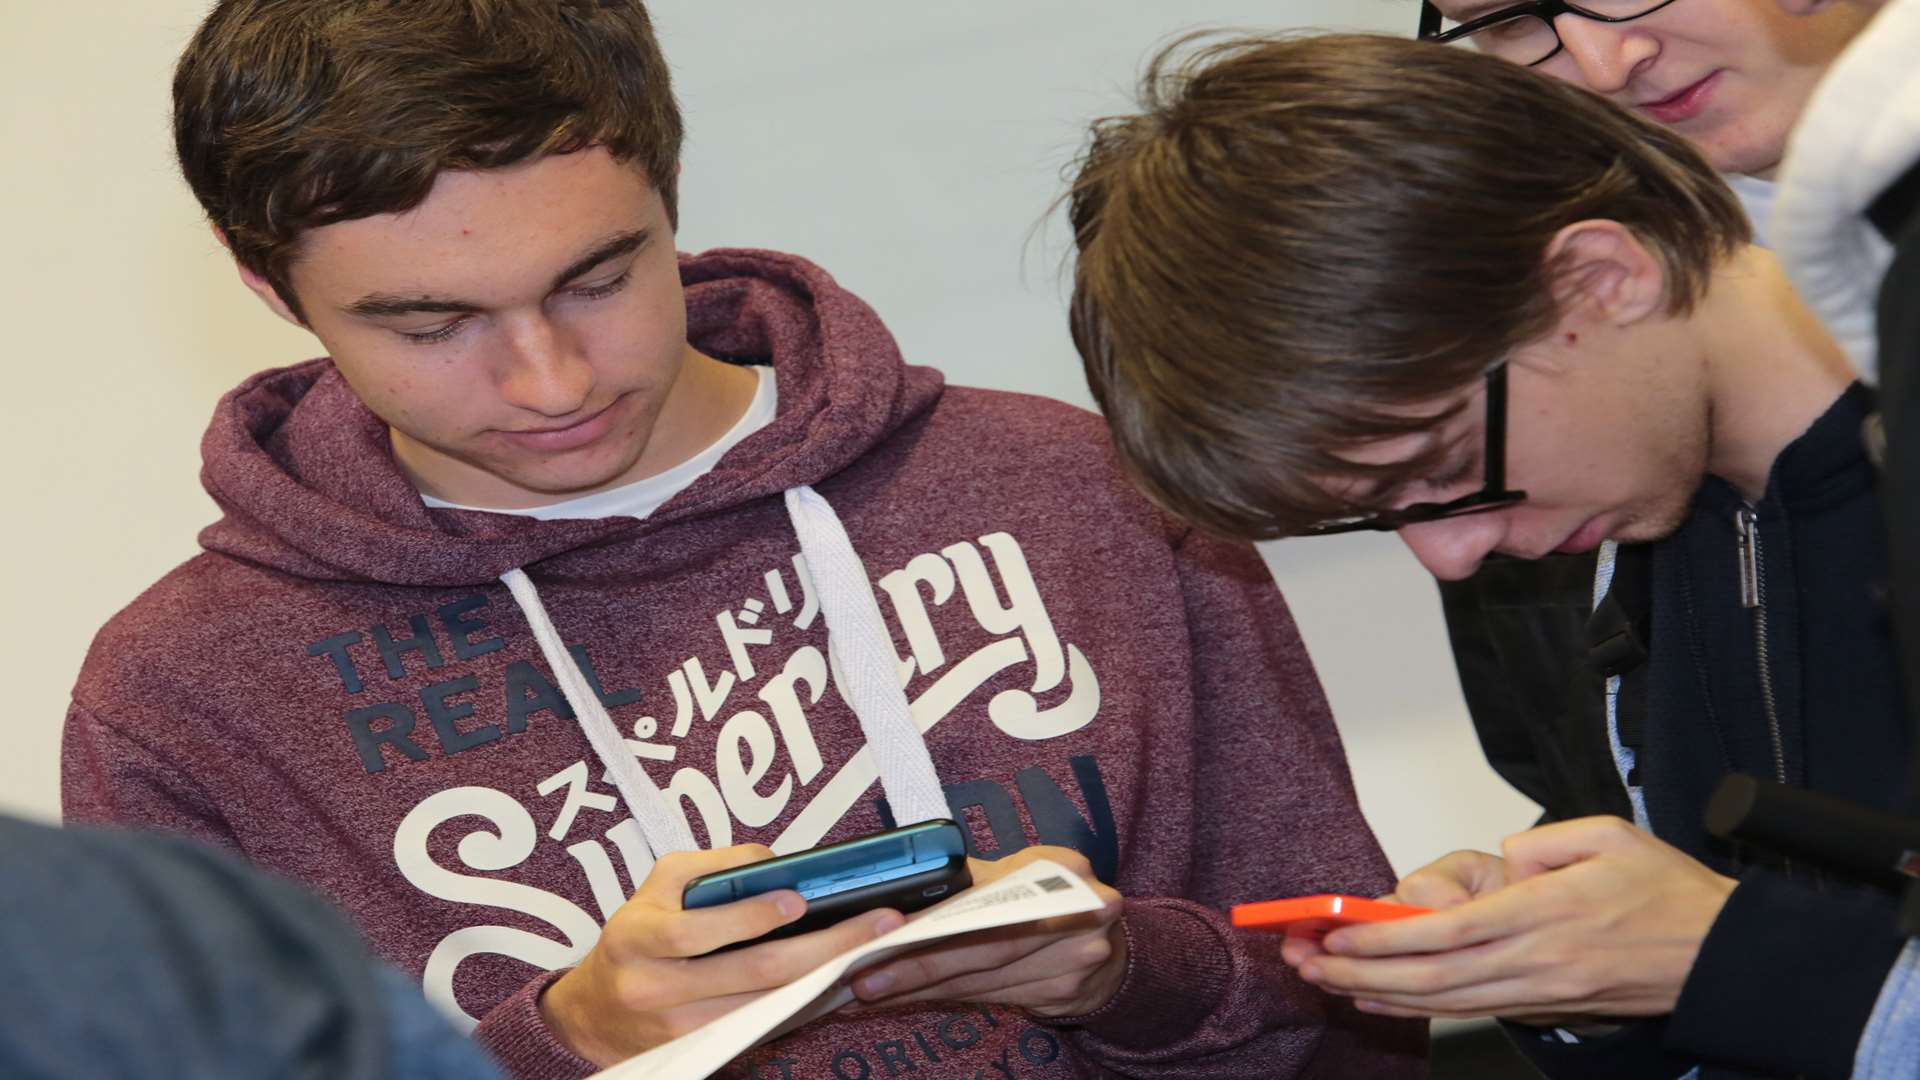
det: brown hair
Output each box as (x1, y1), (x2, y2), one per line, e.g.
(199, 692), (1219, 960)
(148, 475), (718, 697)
(174, 0), (683, 320)
(1066, 32), (1750, 539)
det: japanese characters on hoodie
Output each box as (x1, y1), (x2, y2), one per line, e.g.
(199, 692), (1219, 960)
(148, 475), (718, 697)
(63, 249), (1424, 1079)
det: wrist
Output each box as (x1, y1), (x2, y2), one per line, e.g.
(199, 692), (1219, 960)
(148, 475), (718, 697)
(1032, 918), (1132, 1019)
(538, 965), (622, 1067)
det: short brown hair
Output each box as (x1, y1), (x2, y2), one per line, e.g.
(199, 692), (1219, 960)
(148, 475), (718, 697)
(1066, 32), (1749, 540)
(174, 0), (683, 320)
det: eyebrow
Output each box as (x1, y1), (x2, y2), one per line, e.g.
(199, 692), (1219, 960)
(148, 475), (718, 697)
(342, 228), (652, 319)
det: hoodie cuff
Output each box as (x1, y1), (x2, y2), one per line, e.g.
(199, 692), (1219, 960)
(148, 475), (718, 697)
(471, 967), (600, 1080)
(1036, 899), (1233, 1050)
(1668, 870), (1906, 1078)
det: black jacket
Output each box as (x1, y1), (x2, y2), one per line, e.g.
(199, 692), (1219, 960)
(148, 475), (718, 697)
(1442, 384), (1913, 1079)
(1874, 159), (1920, 810)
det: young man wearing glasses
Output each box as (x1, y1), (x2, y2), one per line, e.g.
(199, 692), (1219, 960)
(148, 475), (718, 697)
(1418, 0), (1868, 191)
(1066, 32), (1912, 1078)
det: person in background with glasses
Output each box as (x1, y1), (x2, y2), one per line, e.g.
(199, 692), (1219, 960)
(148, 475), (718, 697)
(1419, 0), (1867, 242)
(1064, 31), (1911, 1079)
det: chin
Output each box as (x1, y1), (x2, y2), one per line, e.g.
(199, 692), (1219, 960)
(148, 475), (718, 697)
(1611, 507), (1691, 546)
(482, 449), (644, 499)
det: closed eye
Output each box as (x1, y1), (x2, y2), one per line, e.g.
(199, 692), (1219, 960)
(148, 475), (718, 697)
(567, 269), (631, 301)
(399, 318), (471, 346)
(395, 269), (631, 346)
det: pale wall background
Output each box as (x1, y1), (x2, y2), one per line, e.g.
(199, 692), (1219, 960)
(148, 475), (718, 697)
(0, 1), (1537, 875)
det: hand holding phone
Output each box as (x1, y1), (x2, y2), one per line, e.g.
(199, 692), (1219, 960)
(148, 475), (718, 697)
(847, 844), (1129, 1020)
(1231, 894), (1432, 940)
(539, 844), (906, 1068)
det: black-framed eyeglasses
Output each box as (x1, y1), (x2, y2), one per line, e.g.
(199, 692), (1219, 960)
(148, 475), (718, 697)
(1301, 364), (1528, 536)
(1417, 0), (1684, 67)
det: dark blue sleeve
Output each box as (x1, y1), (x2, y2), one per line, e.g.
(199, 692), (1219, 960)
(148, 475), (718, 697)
(1500, 1017), (1698, 1079)
(1666, 869), (1906, 1078)
(0, 815), (502, 1080)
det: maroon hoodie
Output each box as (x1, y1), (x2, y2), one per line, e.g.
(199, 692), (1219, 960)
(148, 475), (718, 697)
(63, 249), (1424, 1078)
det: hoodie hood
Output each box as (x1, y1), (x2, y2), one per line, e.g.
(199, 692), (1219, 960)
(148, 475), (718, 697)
(197, 248), (944, 587)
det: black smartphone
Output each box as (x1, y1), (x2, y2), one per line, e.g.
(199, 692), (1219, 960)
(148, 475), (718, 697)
(680, 819), (971, 949)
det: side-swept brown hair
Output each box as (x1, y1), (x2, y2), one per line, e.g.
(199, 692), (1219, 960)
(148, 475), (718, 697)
(174, 0), (683, 320)
(1067, 32), (1749, 540)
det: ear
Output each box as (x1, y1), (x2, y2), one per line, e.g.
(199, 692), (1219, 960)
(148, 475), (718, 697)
(1543, 219), (1668, 329)
(214, 225), (306, 328)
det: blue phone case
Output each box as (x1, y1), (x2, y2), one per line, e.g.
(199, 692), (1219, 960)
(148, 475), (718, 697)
(681, 819), (970, 948)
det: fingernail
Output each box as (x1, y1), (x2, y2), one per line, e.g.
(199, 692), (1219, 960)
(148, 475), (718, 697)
(776, 893), (805, 919)
(857, 971), (895, 997)
(871, 911), (904, 935)
(1356, 1000), (1381, 1013)
(1301, 962), (1322, 981)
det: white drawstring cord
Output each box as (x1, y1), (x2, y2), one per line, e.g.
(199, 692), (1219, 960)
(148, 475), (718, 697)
(783, 485), (949, 827)
(498, 483), (948, 862)
(500, 568), (698, 856)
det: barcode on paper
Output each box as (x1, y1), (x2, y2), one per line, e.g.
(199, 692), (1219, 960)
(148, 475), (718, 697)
(1035, 875), (1072, 894)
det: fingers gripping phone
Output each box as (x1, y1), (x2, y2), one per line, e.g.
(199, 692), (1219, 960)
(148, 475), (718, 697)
(681, 819), (972, 949)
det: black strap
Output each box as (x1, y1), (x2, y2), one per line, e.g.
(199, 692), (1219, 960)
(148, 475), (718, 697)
(1587, 545), (1654, 784)
(1868, 157), (1920, 244)
(1586, 547), (1653, 680)
(1588, 593), (1648, 679)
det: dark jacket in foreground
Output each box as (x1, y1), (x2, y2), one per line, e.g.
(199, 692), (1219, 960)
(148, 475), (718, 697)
(1442, 384), (1912, 1079)
(0, 814), (499, 1080)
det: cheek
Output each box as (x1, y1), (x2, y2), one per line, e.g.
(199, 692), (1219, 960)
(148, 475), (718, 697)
(341, 350), (486, 436)
(588, 283), (688, 370)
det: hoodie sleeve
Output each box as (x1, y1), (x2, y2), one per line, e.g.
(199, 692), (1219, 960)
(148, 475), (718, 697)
(469, 969), (602, 1080)
(1042, 527), (1428, 1077)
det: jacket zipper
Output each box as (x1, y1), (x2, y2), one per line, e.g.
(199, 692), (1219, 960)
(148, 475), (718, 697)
(1736, 506), (1789, 785)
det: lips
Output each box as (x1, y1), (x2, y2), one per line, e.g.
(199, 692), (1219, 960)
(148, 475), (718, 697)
(1637, 71), (1721, 125)
(497, 398), (620, 453)
(1553, 516), (1608, 555)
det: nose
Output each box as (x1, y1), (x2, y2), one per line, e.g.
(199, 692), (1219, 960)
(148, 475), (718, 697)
(1549, 16), (1660, 95)
(1396, 513), (1507, 581)
(497, 314), (594, 418)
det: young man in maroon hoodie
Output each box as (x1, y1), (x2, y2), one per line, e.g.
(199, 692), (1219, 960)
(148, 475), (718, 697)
(59, 2), (1423, 1077)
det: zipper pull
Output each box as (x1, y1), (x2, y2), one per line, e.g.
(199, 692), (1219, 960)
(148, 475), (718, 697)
(1736, 507), (1760, 609)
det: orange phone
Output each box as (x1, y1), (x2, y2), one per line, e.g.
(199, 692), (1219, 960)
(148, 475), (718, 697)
(1231, 894), (1432, 940)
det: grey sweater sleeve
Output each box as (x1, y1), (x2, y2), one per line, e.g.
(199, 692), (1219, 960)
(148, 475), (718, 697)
(0, 814), (502, 1080)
